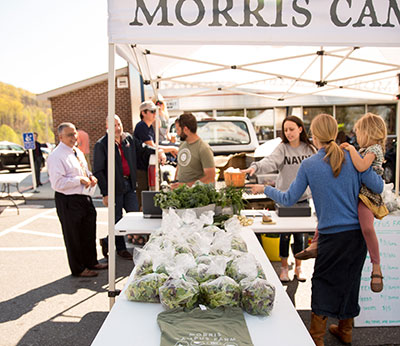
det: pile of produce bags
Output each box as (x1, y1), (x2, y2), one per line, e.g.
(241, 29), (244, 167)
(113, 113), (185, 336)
(125, 209), (275, 316)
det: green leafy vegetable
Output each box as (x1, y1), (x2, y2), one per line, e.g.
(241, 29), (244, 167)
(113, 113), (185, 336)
(240, 278), (275, 315)
(200, 276), (241, 308)
(125, 273), (168, 303)
(154, 183), (246, 215)
(159, 277), (199, 310)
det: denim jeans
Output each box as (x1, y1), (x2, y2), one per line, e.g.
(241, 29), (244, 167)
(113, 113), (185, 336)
(103, 179), (139, 251)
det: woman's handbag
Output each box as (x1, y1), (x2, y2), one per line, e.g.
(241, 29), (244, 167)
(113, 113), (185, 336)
(359, 185), (389, 220)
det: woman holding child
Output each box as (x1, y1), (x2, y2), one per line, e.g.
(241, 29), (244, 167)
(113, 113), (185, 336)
(249, 114), (383, 345)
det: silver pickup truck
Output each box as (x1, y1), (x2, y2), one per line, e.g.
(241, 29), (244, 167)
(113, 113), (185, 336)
(167, 116), (259, 155)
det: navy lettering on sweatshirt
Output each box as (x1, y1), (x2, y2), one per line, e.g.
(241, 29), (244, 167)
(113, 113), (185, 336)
(284, 154), (312, 165)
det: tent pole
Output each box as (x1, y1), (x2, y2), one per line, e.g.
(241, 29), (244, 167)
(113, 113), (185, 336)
(108, 43), (116, 309)
(320, 46), (324, 85)
(323, 48), (356, 81)
(143, 53), (160, 191)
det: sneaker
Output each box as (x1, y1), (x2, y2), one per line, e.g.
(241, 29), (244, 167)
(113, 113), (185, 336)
(280, 266), (289, 282)
(294, 266), (306, 282)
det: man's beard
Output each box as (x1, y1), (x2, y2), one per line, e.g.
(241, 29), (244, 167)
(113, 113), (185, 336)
(179, 133), (187, 141)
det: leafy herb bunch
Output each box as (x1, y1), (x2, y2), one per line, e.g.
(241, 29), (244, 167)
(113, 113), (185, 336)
(217, 185), (245, 214)
(154, 183), (219, 209)
(154, 183), (246, 214)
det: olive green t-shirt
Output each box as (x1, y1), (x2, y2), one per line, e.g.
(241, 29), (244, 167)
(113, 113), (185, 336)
(177, 138), (215, 183)
(157, 306), (254, 346)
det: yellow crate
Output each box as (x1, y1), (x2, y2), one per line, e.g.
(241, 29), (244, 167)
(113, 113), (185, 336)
(261, 234), (281, 262)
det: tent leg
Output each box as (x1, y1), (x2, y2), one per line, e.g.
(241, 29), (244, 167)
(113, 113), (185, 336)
(108, 43), (117, 309)
(395, 100), (399, 197)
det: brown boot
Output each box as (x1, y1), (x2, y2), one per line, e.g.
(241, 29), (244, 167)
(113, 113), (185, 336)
(329, 318), (353, 345)
(309, 312), (327, 346)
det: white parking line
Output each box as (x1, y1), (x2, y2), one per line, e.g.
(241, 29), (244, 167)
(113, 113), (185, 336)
(0, 247), (65, 251)
(41, 215), (59, 219)
(0, 208), (56, 237)
(13, 229), (62, 238)
(41, 215), (107, 226)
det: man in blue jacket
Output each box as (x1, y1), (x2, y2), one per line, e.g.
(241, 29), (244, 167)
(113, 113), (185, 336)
(93, 115), (153, 260)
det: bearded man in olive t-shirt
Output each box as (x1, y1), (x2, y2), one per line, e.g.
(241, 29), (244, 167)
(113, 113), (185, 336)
(170, 113), (215, 189)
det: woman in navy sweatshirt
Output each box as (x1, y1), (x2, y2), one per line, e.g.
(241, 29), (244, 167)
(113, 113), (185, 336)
(250, 114), (383, 346)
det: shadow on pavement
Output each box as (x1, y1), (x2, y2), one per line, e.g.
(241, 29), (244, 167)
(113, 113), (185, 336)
(17, 311), (108, 346)
(1, 257), (134, 346)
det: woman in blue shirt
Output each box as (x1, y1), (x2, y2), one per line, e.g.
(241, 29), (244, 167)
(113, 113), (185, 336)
(250, 114), (383, 346)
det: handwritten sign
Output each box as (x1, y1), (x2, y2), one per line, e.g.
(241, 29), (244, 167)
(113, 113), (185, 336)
(355, 215), (400, 327)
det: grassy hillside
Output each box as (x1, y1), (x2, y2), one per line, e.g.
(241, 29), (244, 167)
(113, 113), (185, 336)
(0, 82), (54, 145)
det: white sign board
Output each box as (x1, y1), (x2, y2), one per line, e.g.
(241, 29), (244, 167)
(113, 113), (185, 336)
(108, 0), (400, 46)
(355, 215), (400, 327)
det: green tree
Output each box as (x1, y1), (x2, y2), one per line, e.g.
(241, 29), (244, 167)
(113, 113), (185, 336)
(0, 81), (54, 145)
(0, 124), (20, 144)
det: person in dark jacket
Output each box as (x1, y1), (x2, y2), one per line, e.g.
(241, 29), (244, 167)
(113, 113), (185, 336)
(33, 132), (44, 186)
(93, 115), (153, 260)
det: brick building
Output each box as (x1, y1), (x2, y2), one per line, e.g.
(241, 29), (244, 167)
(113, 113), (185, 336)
(38, 66), (143, 165)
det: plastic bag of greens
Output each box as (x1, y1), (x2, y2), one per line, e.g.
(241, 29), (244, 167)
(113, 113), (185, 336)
(200, 276), (241, 308)
(224, 219), (247, 252)
(186, 231), (213, 257)
(187, 263), (216, 284)
(152, 247), (176, 275)
(161, 208), (183, 231)
(231, 235), (248, 252)
(202, 225), (222, 236)
(199, 210), (215, 226)
(187, 255), (227, 283)
(144, 228), (164, 248)
(224, 216), (242, 233)
(125, 273), (168, 303)
(171, 253), (196, 275)
(210, 230), (233, 256)
(159, 276), (199, 310)
(180, 209), (198, 224)
(240, 277), (275, 315)
(225, 253), (266, 283)
(133, 248), (154, 278)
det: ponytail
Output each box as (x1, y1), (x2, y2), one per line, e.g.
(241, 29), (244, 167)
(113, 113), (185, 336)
(311, 114), (345, 178)
(324, 141), (345, 177)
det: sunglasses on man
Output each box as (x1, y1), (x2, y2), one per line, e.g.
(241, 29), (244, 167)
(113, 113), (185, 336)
(146, 110), (156, 114)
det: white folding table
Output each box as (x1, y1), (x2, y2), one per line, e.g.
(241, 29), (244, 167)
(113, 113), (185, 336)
(115, 211), (317, 235)
(92, 229), (315, 346)
(0, 172), (30, 214)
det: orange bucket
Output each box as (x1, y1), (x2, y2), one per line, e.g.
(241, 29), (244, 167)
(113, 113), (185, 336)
(224, 171), (246, 187)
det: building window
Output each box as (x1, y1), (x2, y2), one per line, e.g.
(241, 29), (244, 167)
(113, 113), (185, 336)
(367, 104), (396, 135)
(247, 108), (276, 141)
(303, 106), (333, 134)
(335, 105), (365, 134)
(216, 109), (244, 117)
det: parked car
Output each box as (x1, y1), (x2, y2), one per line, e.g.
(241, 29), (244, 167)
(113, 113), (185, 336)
(0, 141), (30, 172)
(0, 141), (45, 173)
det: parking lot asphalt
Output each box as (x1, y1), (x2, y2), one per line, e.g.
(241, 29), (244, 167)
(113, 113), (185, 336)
(1, 170), (399, 346)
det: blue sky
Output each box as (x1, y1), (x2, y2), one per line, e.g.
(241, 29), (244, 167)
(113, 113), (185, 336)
(0, 0), (125, 94)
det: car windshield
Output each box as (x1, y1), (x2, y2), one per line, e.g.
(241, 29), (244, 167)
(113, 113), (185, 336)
(197, 120), (251, 146)
(9, 144), (24, 151)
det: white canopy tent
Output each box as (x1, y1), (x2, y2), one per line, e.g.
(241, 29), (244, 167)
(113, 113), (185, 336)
(106, 0), (400, 306)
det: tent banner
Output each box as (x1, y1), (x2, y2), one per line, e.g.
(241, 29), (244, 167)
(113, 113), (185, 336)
(108, 0), (400, 46)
